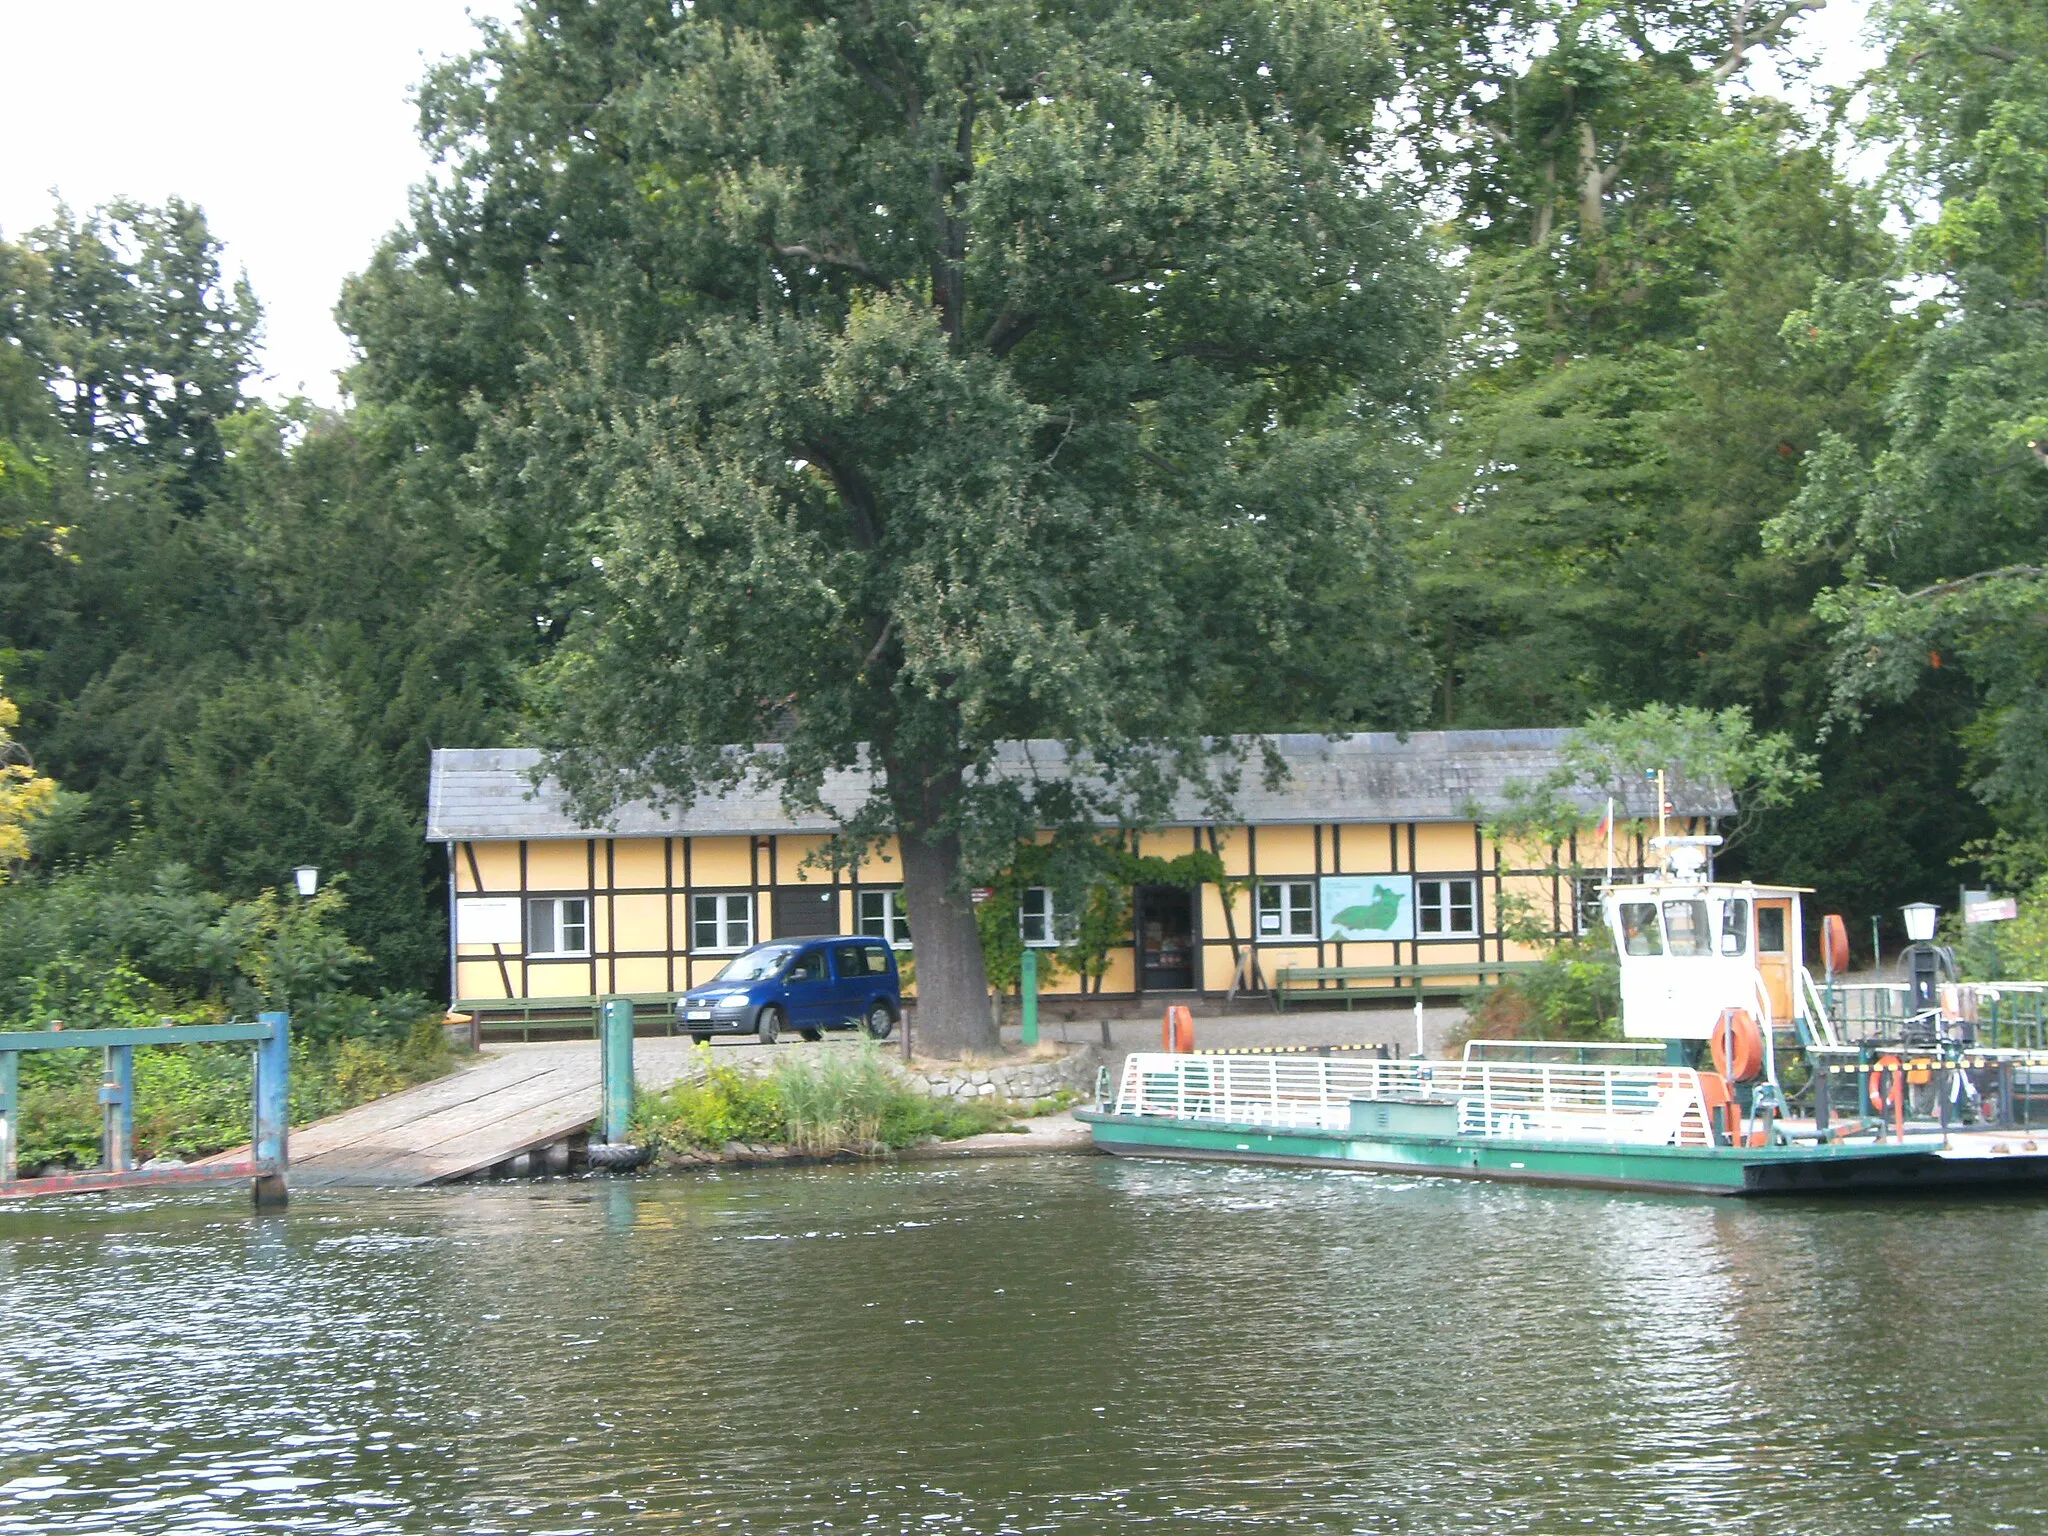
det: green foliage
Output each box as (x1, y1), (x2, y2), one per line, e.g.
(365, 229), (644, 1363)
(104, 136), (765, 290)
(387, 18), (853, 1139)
(363, 0), (1446, 1054)
(1456, 938), (1623, 1044)
(633, 1040), (1015, 1155)
(972, 837), (1227, 993)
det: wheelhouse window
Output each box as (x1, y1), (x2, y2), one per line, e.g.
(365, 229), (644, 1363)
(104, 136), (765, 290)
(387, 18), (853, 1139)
(1020, 887), (1062, 947)
(692, 892), (753, 952)
(1417, 879), (1478, 937)
(1618, 902), (1663, 956)
(1256, 880), (1315, 940)
(1663, 899), (1712, 956)
(1720, 899), (1750, 956)
(527, 896), (589, 957)
(857, 888), (912, 948)
(1756, 905), (1788, 954)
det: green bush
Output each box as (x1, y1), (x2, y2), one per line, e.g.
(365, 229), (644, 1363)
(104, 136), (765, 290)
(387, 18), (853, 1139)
(1455, 937), (1623, 1046)
(634, 1040), (1017, 1155)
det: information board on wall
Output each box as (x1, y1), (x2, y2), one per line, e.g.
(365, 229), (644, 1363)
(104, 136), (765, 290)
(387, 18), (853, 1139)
(456, 896), (523, 946)
(1320, 875), (1414, 943)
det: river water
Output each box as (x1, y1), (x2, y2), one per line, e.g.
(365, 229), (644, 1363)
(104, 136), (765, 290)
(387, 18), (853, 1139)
(3, 1157), (2045, 1534)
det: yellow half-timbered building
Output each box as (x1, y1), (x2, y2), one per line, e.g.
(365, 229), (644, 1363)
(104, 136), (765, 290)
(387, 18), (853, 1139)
(427, 732), (1729, 1005)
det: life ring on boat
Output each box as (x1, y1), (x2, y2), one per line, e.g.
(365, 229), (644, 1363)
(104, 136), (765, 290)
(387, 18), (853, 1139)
(1709, 1008), (1765, 1084)
(1162, 1004), (1195, 1054)
(1867, 1054), (1905, 1118)
(1821, 914), (1851, 976)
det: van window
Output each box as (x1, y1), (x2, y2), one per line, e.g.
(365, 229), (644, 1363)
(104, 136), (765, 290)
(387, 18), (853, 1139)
(1720, 899), (1749, 956)
(787, 950), (828, 984)
(1663, 900), (1712, 957)
(836, 943), (892, 978)
(1619, 903), (1663, 956)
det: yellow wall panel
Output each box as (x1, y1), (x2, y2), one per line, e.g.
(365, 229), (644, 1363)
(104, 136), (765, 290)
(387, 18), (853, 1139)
(851, 840), (902, 881)
(1200, 882), (1252, 940)
(1258, 944), (1322, 974)
(456, 959), (512, 1000)
(1200, 943), (1247, 991)
(1335, 824), (1396, 875)
(1133, 828), (1203, 861)
(610, 894), (668, 952)
(776, 835), (834, 883)
(457, 841), (521, 893)
(1096, 951), (1136, 993)
(526, 841), (589, 891)
(611, 838), (667, 890)
(611, 957), (670, 993)
(525, 962), (591, 999)
(689, 836), (753, 888)
(1254, 825), (1316, 877)
(1415, 822), (1479, 871)
(1207, 825), (1251, 877)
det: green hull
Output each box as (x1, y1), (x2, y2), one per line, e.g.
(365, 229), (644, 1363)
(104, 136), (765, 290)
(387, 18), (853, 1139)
(1075, 1110), (2048, 1196)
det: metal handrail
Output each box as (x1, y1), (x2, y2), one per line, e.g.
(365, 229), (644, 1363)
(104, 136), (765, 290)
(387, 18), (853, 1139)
(1113, 1052), (1713, 1147)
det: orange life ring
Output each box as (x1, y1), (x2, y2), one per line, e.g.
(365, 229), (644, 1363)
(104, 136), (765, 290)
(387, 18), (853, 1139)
(1868, 1054), (1905, 1116)
(1162, 1004), (1195, 1054)
(1822, 914), (1851, 976)
(1710, 1008), (1765, 1084)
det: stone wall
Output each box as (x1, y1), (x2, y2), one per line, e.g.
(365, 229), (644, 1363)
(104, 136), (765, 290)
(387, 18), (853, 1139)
(900, 1046), (1101, 1103)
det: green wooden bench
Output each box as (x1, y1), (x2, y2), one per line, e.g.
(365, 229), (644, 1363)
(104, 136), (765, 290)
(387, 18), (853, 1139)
(450, 993), (688, 1044)
(1270, 961), (1543, 1012)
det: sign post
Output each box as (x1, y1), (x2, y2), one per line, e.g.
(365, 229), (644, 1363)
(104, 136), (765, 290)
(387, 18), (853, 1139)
(1020, 949), (1039, 1049)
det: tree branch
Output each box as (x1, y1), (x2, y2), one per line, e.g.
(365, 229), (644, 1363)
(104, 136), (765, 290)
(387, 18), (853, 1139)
(1907, 565), (2048, 601)
(807, 437), (885, 551)
(763, 238), (894, 293)
(1712, 0), (1827, 81)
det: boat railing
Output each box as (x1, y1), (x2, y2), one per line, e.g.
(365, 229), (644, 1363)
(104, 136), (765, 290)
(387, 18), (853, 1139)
(1822, 980), (2048, 1048)
(1113, 1053), (1713, 1147)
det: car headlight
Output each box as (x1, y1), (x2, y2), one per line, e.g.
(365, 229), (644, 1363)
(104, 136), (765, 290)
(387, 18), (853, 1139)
(710, 992), (752, 1007)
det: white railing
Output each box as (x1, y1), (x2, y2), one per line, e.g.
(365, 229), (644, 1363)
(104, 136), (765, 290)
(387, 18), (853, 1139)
(1112, 1052), (1714, 1147)
(1799, 966), (1842, 1048)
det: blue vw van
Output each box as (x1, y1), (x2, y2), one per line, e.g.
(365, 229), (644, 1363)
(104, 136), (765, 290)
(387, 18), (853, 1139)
(674, 936), (901, 1044)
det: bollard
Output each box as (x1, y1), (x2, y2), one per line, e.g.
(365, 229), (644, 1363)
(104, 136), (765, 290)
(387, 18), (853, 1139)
(600, 997), (635, 1146)
(253, 1010), (291, 1208)
(101, 1044), (135, 1172)
(1020, 950), (1039, 1049)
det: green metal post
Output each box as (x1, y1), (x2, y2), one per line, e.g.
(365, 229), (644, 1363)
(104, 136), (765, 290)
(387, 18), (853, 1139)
(0, 1049), (16, 1186)
(1020, 950), (1039, 1049)
(601, 997), (635, 1145)
(102, 1044), (135, 1172)
(253, 1010), (291, 1208)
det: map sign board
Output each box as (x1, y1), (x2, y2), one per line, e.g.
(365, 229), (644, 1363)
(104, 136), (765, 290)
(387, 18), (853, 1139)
(1964, 896), (2019, 925)
(1320, 875), (1414, 943)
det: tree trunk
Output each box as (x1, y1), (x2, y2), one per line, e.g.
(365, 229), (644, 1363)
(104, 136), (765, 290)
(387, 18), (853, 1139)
(1577, 119), (1605, 236)
(886, 756), (997, 1058)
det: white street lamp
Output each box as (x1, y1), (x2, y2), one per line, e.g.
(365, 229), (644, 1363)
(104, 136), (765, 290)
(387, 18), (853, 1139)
(293, 866), (320, 899)
(1901, 902), (1938, 944)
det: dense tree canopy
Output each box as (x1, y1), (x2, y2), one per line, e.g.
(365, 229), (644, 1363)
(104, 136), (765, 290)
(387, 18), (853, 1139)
(3, 0), (2044, 1031)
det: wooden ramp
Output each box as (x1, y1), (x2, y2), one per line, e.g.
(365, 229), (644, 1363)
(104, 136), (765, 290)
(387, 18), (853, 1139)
(198, 1038), (726, 1189)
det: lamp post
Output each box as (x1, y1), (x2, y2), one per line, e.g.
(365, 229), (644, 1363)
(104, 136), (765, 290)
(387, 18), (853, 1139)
(292, 866), (319, 899)
(1901, 902), (1941, 1013)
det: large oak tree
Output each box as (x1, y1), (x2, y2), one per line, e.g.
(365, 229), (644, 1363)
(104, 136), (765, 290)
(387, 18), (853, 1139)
(348, 0), (1443, 1052)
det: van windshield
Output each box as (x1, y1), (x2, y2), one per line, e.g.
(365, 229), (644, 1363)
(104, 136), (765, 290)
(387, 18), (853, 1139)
(713, 945), (798, 982)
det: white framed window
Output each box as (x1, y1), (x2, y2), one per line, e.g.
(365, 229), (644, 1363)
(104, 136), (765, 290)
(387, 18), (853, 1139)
(1417, 878), (1478, 937)
(691, 892), (754, 952)
(1019, 886), (1060, 947)
(1255, 880), (1315, 940)
(857, 888), (913, 948)
(527, 896), (590, 957)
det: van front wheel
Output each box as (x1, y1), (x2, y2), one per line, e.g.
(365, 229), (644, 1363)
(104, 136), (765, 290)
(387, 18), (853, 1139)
(756, 1006), (783, 1045)
(863, 1003), (894, 1040)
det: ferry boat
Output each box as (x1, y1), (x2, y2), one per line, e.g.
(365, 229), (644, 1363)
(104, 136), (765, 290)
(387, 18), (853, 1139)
(1077, 838), (2048, 1196)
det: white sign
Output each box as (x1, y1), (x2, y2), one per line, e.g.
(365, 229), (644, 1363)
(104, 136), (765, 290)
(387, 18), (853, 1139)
(456, 896), (523, 946)
(1964, 897), (2019, 925)
(1320, 875), (1414, 943)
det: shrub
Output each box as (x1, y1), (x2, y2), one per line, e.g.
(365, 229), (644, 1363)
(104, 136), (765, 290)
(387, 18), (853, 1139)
(1454, 938), (1623, 1047)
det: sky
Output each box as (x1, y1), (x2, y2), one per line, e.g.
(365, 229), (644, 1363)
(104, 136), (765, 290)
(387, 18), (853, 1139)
(0, 0), (517, 407)
(0, 1), (1880, 410)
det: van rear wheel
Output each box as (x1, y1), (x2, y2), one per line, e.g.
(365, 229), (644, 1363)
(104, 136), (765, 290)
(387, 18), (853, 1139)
(756, 1006), (783, 1045)
(863, 1002), (894, 1040)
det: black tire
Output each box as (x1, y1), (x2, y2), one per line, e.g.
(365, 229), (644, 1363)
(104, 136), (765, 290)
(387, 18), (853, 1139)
(756, 1005), (783, 1045)
(800, 1028), (823, 1043)
(863, 1002), (895, 1040)
(691, 1032), (710, 1045)
(588, 1142), (649, 1171)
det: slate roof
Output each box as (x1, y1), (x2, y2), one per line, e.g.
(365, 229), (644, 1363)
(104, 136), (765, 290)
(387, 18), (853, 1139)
(428, 732), (1736, 842)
